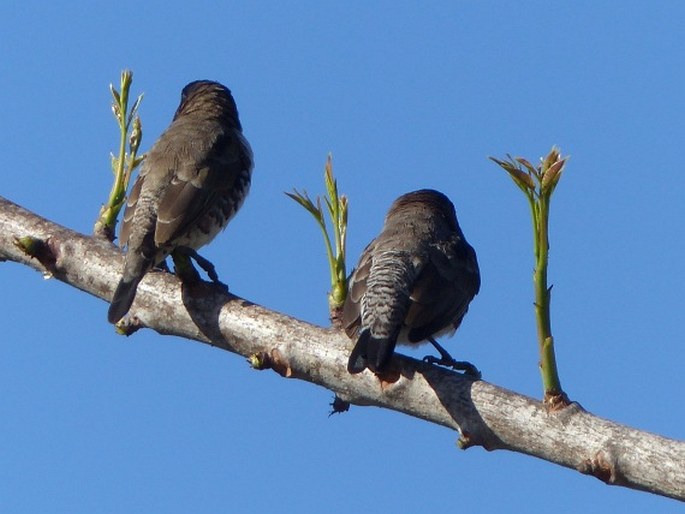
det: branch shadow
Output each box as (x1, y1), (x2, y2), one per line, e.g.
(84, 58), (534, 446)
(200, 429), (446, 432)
(180, 279), (253, 351)
(400, 356), (507, 451)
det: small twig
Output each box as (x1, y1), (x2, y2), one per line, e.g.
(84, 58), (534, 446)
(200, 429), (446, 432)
(286, 154), (348, 325)
(490, 147), (569, 406)
(94, 70), (144, 241)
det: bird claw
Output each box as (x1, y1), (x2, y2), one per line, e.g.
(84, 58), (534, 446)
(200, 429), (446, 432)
(195, 256), (219, 283)
(187, 252), (229, 292)
(424, 338), (481, 378)
(183, 248), (220, 282)
(173, 247), (224, 284)
(422, 355), (482, 379)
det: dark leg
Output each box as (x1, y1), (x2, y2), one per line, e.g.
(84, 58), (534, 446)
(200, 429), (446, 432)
(423, 338), (481, 379)
(175, 247), (219, 282)
(171, 250), (202, 283)
(174, 246), (228, 283)
(171, 247), (228, 294)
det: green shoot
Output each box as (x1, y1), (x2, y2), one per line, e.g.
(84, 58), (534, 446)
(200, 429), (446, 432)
(94, 70), (144, 241)
(286, 155), (349, 325)
(490, 147), (570, 408)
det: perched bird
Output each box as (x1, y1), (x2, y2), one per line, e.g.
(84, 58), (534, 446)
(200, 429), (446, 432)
(107, 80), (253, 323)
(343, 189), (480, 374)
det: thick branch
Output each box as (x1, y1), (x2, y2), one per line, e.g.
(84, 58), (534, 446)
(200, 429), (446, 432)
(1, 194), (683, 502)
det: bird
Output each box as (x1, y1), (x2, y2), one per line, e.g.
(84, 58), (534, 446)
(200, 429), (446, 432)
(342, 189), (480, 375)
(107, 80), (253, 323)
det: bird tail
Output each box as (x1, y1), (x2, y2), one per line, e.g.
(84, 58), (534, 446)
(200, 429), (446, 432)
(347, 329), (397, 374)
(107, 256), (152, 323)
(107, 276), (144, 324)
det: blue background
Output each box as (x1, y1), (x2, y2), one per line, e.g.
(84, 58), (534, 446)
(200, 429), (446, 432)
(1, 2), (683, 512)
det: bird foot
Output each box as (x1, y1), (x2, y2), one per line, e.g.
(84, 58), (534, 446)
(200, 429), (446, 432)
(172, 247), (227, 290)
(422, 355), (482, 379)
(425, 337), (481, 378)
(184, 249), (220, 283)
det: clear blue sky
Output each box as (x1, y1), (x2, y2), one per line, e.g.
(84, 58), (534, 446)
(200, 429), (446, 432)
(1, 2), (683, 512)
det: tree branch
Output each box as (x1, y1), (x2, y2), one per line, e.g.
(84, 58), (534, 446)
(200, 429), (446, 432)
(1, 194), (683, 502)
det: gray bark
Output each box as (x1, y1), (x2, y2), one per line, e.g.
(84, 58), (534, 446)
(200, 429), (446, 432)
(1, 195), (683, 502)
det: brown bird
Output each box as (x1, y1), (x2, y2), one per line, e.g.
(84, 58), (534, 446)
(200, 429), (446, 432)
(107, 80), (253, 323)
(343, 189), (480, 375)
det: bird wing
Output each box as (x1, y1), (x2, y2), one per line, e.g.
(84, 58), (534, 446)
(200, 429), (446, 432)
(404, 236), (480, 343)
(342, 239), (376, 339)
(118, 164), (147, 248)
(154, 128), (250, 246)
